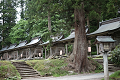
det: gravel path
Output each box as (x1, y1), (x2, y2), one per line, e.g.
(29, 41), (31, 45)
(21, 72), (114, 80)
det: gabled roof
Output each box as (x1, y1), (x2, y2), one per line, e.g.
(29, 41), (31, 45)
(59, 32), (75, 42)
(96, 36), (116, 43)
(0, 37), (43, 53)
(15, 40), (27, 49)
(7, 44), (17, 51)
(59, 26), (88, 43)
(26, 37), (42, 46)
(87, 17), (120, 38)
(0, 46), (8, 52)
(39, 35), (64, 46)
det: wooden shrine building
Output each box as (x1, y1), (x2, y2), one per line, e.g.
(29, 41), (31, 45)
(87, 17), (120, 54)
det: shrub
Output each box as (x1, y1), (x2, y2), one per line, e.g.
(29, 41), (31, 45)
(110, 44), (120, 65)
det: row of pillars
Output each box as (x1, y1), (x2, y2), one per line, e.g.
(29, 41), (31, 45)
(2, 44), (69, 60)
(44, 44), (68, 59)
(2, 48), (43, 60)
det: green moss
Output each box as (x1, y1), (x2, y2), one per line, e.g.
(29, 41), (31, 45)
(26, 59), (69, 77)
(0, 61), (21, 80)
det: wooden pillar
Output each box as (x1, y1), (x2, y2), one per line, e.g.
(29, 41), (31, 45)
(26, 49), (27, 58)
(7, 53), (8, 60)
(42, 48), (43, 58)
(50, 47), (52, 56)
(45, 47), (46, 59)
(96, 44), (99, 55)
(14, 52), (15, 59)
(28, 48), (31, 58)
(34, 48), (36, 58)
(16, 51), (18, 59)
(66, 44), (68, 55)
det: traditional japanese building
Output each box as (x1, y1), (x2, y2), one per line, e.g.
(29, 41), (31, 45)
(87, 17), (120, 54)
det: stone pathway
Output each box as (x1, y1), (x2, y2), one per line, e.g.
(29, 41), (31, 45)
(21, 72), (114, 80)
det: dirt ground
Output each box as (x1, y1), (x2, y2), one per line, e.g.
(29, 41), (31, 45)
(21, 72), (114, 80)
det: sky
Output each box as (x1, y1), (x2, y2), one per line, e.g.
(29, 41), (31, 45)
(16, 7), (21, 22)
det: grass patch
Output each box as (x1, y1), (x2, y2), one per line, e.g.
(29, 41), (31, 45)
(0, 61), (21, 80)
(102, 70), (120, 80)
(109, 70), (120, 79)
(26, 59), (73, 77)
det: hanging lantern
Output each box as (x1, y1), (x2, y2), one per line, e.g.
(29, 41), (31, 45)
(60, 50), (62, 55)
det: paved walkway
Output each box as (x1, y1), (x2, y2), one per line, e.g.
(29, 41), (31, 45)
(21, 72), (114, 80)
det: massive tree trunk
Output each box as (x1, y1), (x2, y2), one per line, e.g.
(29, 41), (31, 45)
(73, 2), (88, 73)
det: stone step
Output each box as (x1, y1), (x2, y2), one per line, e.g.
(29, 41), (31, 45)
(19, 70), (37, 73)
(16, 68), (35, 71)
(21, 74), (40, 78)
(12, 61), (40, 79)
(20, 72), (39, 75)
(13, 63), (28, 66)
(16, 66), (33, 69)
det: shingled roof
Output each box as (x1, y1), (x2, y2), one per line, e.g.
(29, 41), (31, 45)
(15, 40), (27, 49)
(87, 17), (120, 38)
(0, 46), (8, 52)
(7, 44), (17, 51)
(59, 26), (88, 43)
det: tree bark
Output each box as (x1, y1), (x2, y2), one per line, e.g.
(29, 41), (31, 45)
(73, 2), (88, 73)
(48, 11), (51, 32)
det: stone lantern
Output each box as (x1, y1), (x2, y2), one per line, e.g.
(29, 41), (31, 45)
(95, 36), (116, 80)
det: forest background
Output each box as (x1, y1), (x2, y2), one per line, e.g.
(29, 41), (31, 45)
(0, 0), (120, 56)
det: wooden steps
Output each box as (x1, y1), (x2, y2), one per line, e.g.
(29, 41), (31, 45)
(12, 61), (40, 79)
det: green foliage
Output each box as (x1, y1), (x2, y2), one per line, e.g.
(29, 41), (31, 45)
(110, 44), (120, 65)
(9, 19), (29, 44)
(0, 61), (21, 80)
(68, 44), (73, 53)
(0, 0), (17, 46)
(26, 59), (70, 77)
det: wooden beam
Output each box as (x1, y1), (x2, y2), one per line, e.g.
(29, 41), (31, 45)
(45, 47), (46, 59)
(50, 47), (52, 56)
(96, 44), (99, 55)
(66, 44), (68, 55)
(17, 51), (18, 59)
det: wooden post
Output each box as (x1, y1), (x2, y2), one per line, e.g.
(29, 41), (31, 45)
(26, 49), (27, 58)
(96, 44), (99, 55)
(7, 53), (8, 60)
(50, 47), (52, 56)
(34, 48), (36, 58)
(14, 52), (15, 59)
(103, 52), (109, 80)
(66, 44), (68, 55)
(29, 48), (31, 58)
(42, 48), (43, 58)
(16, 51), (18, 60)
(45, 47), (46, 59)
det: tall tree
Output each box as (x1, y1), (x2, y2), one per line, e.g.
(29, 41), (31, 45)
(0, 0), (17, 46)
(20, 0), (25, 19)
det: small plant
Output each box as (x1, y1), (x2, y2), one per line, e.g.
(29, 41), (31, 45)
(110, 44), (120, 65)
